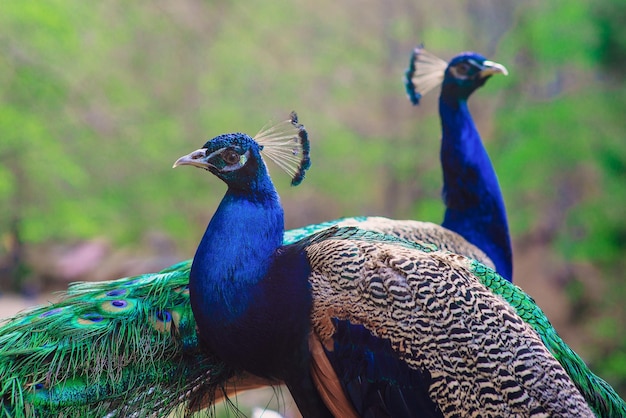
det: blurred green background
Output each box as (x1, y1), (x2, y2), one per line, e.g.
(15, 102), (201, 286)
(0, 0), (625, 406)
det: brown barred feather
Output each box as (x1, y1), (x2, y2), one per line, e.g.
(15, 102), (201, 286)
(305, 238), (594, 417)
(334, 217), (495, 270)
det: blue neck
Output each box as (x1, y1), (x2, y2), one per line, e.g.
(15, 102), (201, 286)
(189, 175), (314, 379)
(438, 95), (513, 281)
(190, 185), (284, 320)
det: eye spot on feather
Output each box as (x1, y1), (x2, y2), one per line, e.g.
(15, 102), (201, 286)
(84, 313), (104, 322)
(106, 288), (128, 297)
(94, 288), (132, 300)
(150, 310), (173, 333)
(38, 307), (64, 318)
(32, 382), (45, 391)
(122, 279), (139, 286)
(100, 298), (137, 314)
(76, 312), (107, 326)
(156, 310), (172, 323)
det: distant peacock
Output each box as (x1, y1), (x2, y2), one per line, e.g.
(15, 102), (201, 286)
(405, 47), (514, 282)
(171, 113), (620, 417)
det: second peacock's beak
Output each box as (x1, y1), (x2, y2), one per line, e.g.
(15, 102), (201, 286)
(480, 60), (509, 77)
(173, 148), (212, 170)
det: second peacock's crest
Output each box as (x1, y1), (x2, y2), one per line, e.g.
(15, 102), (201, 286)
(254, 111), (310, 186)
(404, 45), (448, 105)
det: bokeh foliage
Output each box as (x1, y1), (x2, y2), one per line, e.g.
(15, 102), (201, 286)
(0, 0), (624, 397)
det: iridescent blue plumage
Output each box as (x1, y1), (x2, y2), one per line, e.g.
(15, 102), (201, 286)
(405, 48), (514, 282)
(176, 128), (333, 416)
(325, 319), (444, 417)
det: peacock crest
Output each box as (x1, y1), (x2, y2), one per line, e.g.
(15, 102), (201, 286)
(254, 111), (310, 186)
(404, 45), (448, 105)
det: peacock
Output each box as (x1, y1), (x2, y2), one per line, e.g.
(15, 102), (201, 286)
(1, 113), (624, 416)
(405, 47), (514, 282)
(1, 49), (516, 414)
(0, 113), (493, 416)
(172, 113), (624, 417)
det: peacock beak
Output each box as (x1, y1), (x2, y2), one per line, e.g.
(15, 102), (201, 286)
(480, 60), (509, 77)
(173, 148), (212, 170)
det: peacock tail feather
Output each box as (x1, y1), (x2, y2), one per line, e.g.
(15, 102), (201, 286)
(0, 261), (232, 417)
(2, 221), (624, 415)
(0, 219), (461, 416)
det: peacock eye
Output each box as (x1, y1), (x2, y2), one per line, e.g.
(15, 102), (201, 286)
(222, 149), (240, 165)
(456, 62), (471, 75)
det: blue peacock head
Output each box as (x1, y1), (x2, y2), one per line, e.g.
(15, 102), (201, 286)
(405, 46), (508, 105)
(173, 111), (310, 189)
(444, 52), (508, 99)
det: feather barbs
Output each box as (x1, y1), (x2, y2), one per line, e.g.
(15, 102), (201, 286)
(173, 284), (190, 296)
(254, 111), (311, 186)
(74, 313), (109, 329)
(404, 46), (448, 105)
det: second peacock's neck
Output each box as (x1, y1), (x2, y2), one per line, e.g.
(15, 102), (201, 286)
(438, 96), (513, 281)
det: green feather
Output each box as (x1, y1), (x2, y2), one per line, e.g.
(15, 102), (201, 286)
(2, 222), (624, 416)
(0, 264), (231, 417)
(470, 260), (626, 418)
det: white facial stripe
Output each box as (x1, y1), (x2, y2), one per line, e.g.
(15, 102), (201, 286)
(468, 58), (481, 69)
(205, 147), (228, 161)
